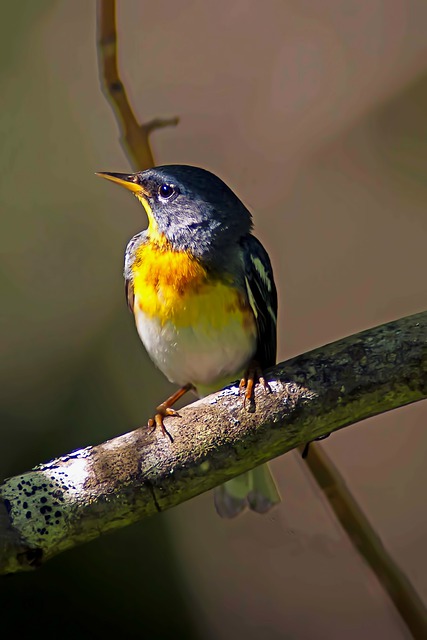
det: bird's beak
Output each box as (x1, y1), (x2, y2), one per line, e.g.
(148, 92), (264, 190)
(95, 172), (147, 195)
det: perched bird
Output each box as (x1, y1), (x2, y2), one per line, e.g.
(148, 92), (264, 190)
(97, 165), (280, 517)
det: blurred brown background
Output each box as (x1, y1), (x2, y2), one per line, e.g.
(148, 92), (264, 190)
(1, 1), (426, 638)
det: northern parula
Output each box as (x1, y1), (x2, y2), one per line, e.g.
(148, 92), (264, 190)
(97, 165), (280, 517)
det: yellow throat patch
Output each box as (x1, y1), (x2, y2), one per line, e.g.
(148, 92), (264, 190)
(130, 193), (255, 333)
(131, 243), (252, 335)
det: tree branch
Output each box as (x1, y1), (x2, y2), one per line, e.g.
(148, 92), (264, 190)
(301, 445), (427, 639)
(97, 0), (178, 170)
(1, 311), (426, 574)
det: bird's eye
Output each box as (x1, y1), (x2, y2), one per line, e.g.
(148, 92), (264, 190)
(158, 183), (176, 199)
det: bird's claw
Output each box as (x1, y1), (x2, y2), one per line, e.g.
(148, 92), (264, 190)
(145, 384), (192, 440)
(147, 405), (180, 441)
(240, 362), (271, 409)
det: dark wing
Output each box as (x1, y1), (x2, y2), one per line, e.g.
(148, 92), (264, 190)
(125, 279), (135, 312)
(123, 231), (147, 313)
(241, 234), (278, 368)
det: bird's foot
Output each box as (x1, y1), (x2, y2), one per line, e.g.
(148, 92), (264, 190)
(146, 383), (194, 441)
(148, 405), (180, 442)
(239, 362), (271, 409)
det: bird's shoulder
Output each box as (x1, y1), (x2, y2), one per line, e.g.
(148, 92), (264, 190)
(124, 231), (148, 312)
(124, 231), (148, 278)
(239, 233), (278, 367)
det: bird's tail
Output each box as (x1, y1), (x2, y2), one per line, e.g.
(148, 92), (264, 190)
(213, 463), (281, 518)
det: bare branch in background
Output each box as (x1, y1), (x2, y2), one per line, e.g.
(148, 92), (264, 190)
(301, 444), (427, 638)
(97, 0), (178, 170)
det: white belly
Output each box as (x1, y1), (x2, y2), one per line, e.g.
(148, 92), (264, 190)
(134, 307), (257, 393)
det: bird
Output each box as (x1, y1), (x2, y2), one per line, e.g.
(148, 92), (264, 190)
(97, 165), (280, 517)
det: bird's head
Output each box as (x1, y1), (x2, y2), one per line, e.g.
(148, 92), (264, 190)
(96, 165), (253, 260)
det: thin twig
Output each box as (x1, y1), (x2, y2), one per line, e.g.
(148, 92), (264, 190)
(97, 0), (178, 170)
(300, 444), (427, 639)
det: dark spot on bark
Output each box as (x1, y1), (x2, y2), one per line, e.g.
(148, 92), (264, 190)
(110, 81), (123, 93)
(18, 547), (43, 568)
(348, 343), (367, 363)
(145, 479), (161, 513)
(323, 386), (342, 404)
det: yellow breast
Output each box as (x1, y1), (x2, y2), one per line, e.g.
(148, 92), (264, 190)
(131, 239), (254, 332)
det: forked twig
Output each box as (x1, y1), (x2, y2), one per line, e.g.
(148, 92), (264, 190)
(97, 0), (178, 170)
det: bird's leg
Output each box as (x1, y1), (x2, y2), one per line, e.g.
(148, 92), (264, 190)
(147, 383), (194, 439)
(239, 361), (271, 408)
